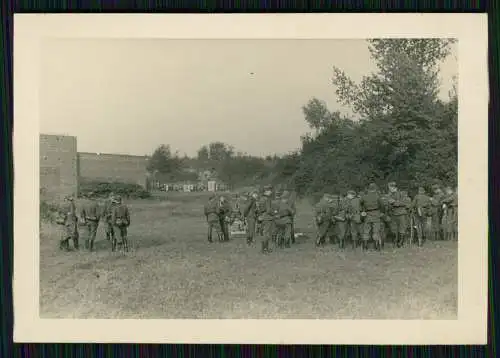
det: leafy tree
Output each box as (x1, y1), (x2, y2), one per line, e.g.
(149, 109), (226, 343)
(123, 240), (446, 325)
(147, 144), (183, 179)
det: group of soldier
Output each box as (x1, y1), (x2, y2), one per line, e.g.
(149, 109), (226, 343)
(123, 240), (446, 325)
(55, 192), (131, 253)
(204, 181), (458, 254)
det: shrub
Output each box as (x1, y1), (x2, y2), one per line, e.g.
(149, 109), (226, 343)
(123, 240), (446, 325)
(79, 181), (151, 199)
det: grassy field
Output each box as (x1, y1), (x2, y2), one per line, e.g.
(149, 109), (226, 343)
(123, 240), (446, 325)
(39, 192), (458, 319)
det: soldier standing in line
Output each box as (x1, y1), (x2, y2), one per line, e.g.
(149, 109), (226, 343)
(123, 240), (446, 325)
(387, 182), (410, 248)
(315, 194), (334, 247)
(441, 186), (458, 241)
(360, 183), (384, 251)
(243, 191), (259, 245)
(111, 195), (131, 252)
(283, 190), (297, 244)
(204, 193), (223, 243)
(430, 184), (444, 241)
(259, 185), (276, 254)
(103, 192), (116, 242)
(56, 195), (79, 251)
(400, 190), (413, 245)
(80, 191), (101, 252)
(345, 190), (362, 249)
(335, 193), (348, 249)
(412, 186), (432, 246)
(218, 195), (232, 242)
(274, 191), (295, 248)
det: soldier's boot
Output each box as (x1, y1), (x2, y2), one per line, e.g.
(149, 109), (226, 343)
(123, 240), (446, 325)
(362, 240), (368, 251)
(291, 228), (296, 244)
(398, 233), (406, 248)
(218, 233), (224, 242)
(84, 239), (90, 250)
(111, 238), (117, 252)
(89, 239), (95, 252)
(261, 241), (269, 254)
(207, 228), (213, 243)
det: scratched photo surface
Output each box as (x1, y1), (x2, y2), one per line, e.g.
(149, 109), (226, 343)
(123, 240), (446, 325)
(38, 37), (459, 320)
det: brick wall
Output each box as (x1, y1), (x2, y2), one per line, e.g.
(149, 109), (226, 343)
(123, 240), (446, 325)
(40, 134), (78, 202)
(78, 152), (149, 187)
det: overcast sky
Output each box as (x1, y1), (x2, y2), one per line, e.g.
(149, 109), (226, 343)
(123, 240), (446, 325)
(40, 39), (457, 158)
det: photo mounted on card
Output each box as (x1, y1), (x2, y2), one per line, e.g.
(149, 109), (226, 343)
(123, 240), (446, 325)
(13, 13), (488, 344)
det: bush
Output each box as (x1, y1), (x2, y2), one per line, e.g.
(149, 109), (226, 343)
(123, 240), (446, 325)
(79, 181), (151, 199)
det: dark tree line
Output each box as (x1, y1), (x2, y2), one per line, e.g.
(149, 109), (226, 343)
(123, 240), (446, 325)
(148, 39), (457, 197)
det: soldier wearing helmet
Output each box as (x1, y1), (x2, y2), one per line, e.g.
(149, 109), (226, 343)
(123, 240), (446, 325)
(258, 185), (276, 253)
(56, 194), (79, 251)
(345, 189), (362, 249)
(359, 183), (384, 251)
(387, 182), (410, 248)
(243, 190), (260, 245)
(111, 195), (131, 252)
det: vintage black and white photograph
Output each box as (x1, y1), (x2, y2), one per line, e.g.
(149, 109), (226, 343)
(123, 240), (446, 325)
(14, 14), (488, 344)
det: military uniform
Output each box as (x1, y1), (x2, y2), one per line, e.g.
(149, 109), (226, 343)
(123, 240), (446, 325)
(387, 188), (411, 247)
(259, 186), (276, 253)
(430, 187), (444, 240)
(412, 188), (432, 246)
(204, 194), (223, 242)
(56, 196), (79, 250)
(360, 184), (384, 250)
(80, 195), (101, 251)
(218, 196), (232, 241)
(441, 188), (458, 241)
(111, 196), (131, 252)
(243, 192), (259, 245)
(102, 193), (116, 242)
(334, 195), (348, 248)
(274, 192), (295, 248)
(314, 194), (335, 246)
(345, 191), (362, 249)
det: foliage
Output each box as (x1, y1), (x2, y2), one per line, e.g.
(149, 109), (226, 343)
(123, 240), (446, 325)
(273, 38), (457, 197)
(79, 181), (151, 199)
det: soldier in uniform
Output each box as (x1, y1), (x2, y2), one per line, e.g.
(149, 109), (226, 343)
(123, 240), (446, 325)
(441, 186), (458, 241)
(315, 194), (334, 247)
(204, 193), (223, 243)
(345, 190), (362, 249)
(386, 182), (410, 248)
(259, 185), (276, 253)
(218, 195), (232, 241)
(243, 191), (259, 245)
(335, 194), (348, 249)
(274, 191), (295, 248)
(111, 195), (131, 252)
(430, 185), (444, 241)
(56, 195), (79, 251)
(412, 187), (432, 246)
(286, 190), (297, 244)
(80, 192), (101, 251)
(360, 183), (384, 251)
(400, 190), (412, 244)
(103, 192), (116, 242)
